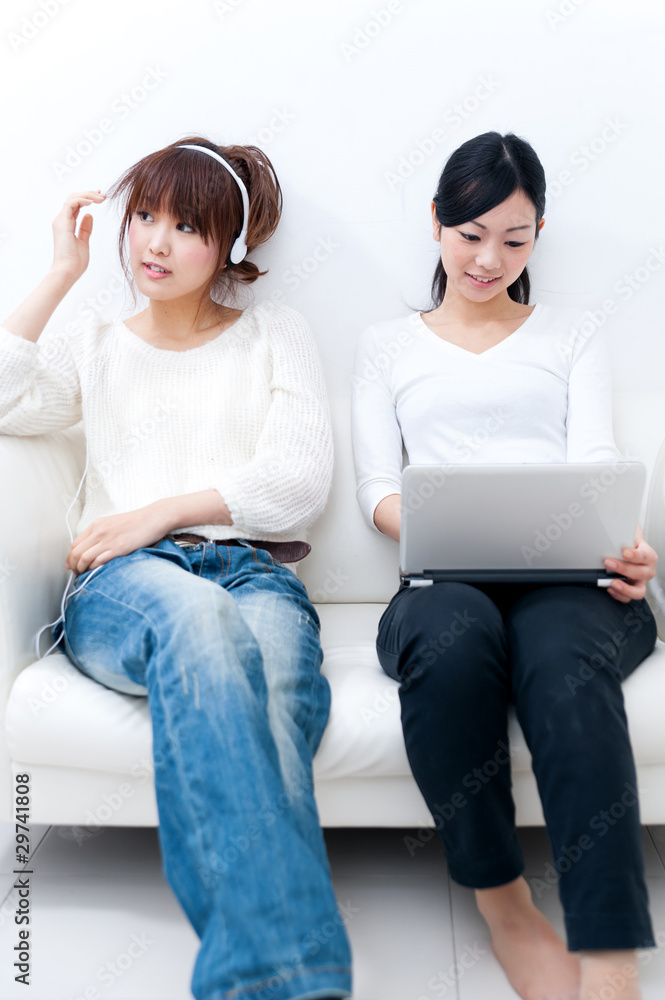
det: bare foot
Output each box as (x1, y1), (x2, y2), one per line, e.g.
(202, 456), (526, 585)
(579, 951), (641, 1000)
(475, 875), (580, 1000)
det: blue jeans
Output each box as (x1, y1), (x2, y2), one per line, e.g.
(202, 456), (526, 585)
(59, 538), (352, 1000)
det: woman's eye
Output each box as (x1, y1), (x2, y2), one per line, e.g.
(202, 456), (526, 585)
(460, 232), (480, 241)
(177, 222), (196, 233)
(506, 241), (526, 248)
(136, 210), (153, 222)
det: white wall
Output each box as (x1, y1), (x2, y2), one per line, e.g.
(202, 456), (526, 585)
(1, 0), (664, 598)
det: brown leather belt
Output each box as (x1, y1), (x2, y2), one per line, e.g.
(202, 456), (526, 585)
(167, 533), (311, 563)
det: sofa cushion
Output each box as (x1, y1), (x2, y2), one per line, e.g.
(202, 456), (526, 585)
(7, 604), (665, 784)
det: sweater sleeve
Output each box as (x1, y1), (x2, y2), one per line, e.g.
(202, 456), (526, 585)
(351, 325), (404, 531)
(566, 326), (622, 462)
(0, 322), (83, 435)
(217, 306), (333, 538)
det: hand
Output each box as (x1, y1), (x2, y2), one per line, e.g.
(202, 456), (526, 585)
(604, 525), (658, 604)
(66, 504), (172, 575)
(51, 190), (106, 282)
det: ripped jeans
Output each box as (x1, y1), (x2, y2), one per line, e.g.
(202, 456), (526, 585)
(59, 537), (352, 1000)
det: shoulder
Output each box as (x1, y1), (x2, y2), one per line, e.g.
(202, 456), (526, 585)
(356, 312), (419, 354)
(529, 303), (613, 368)
(242, 300), (329, 385)
(29, 311), (114, 368)
(528, 302), (602, 336)
(247, 299), (313, 338)
(244, 299), (324, 356)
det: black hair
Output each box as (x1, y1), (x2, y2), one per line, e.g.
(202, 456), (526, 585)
(429, 131), (546, 308)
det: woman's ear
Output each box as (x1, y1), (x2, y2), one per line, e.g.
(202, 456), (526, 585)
(538, 217), (545, 232)
(431, 201), (441, 241)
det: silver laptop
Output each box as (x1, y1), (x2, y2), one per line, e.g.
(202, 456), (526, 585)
(400, 462), (646, 587)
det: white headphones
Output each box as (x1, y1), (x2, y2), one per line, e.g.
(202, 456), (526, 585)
(175, 144), (249, 264)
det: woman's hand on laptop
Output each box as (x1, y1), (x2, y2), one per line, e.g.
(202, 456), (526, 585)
(604, 526), (658, 603)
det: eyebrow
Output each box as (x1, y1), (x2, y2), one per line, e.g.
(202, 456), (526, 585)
(468, 220), (533, 233)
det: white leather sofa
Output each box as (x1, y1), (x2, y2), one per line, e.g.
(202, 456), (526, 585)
(2, 388), (665, 831)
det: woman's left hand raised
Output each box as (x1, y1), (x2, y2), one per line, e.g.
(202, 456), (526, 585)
(66, 504), (173, 575)
(604, 525), (658, 604)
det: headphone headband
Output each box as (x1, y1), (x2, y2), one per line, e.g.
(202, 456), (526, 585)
(175, 144), (249, 264)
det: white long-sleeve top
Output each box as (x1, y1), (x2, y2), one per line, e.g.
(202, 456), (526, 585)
(0, 300), (333, 541)
(352, 303), (621, 530)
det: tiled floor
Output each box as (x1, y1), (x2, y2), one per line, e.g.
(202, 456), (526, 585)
(1, 823), (664, 999)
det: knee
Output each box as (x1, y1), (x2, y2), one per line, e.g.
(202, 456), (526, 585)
(161, 578), (237, 641)
(395, 584), (505, 686)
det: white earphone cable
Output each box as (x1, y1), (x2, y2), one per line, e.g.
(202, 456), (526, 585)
(34, 279), (130, 661)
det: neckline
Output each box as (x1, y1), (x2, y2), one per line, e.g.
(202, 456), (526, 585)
(414, 302), (543, 358)
(117, 308), (247, 355)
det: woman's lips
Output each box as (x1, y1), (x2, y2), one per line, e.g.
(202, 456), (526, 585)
(142, 262), (171, 279)
(466, 272), (501, 288)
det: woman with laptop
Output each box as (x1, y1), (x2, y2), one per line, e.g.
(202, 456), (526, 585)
(352, 131), (657, 1000)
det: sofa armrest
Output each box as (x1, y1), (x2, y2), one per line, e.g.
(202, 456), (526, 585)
(0, 426), (85, 819)
(644, 435), (665, 641)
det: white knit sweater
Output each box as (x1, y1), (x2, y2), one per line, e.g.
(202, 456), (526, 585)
(0, 301), (333, 541)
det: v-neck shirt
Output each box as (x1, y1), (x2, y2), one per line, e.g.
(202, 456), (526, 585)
(351, 304), (621, 530)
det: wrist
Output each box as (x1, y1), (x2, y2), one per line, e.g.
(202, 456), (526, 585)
(46, 266), (80, 292)
(149, 497), (182, 537)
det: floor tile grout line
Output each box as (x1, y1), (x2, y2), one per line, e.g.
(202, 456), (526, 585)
(28, 823), (53, 863)
(0, 824), (53, 910)
(645, 825), (665, 873)
(445, 866), (463, 1000)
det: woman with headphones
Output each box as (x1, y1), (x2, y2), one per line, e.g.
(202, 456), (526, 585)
(352, 131), (657, 1000)
(0, 137), (351, 1000)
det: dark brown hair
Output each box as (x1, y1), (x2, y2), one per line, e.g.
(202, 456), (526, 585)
(107, 135), (283, 310)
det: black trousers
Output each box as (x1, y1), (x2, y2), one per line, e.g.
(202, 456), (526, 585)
(376, 580), (657, 951)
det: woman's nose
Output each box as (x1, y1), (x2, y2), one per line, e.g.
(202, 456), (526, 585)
(475, 242), (501, 271)
(148, 226), (170, 256)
